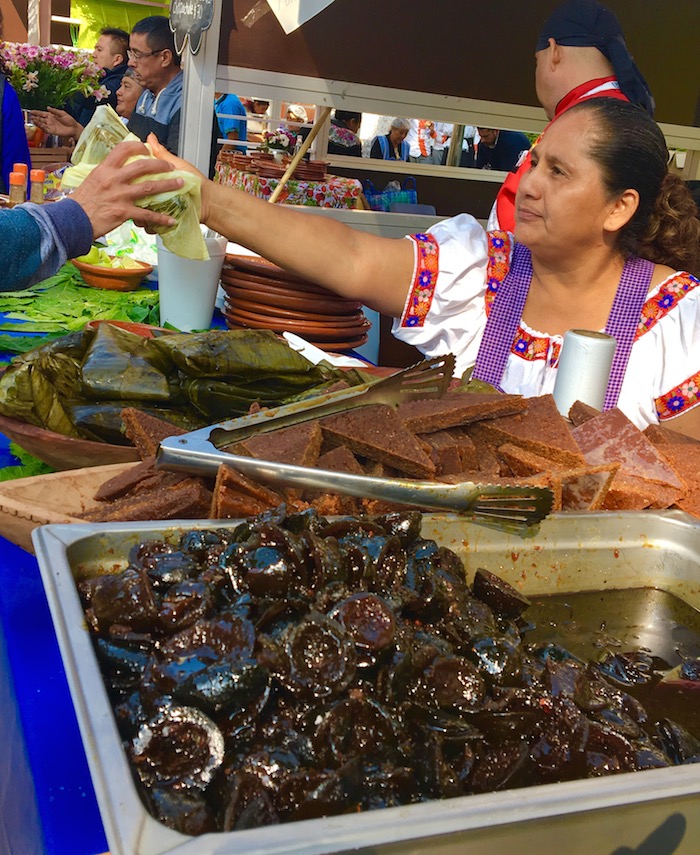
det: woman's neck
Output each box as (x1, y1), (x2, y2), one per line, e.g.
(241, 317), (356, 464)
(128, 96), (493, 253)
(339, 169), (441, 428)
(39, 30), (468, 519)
(522, 250), (627, 337)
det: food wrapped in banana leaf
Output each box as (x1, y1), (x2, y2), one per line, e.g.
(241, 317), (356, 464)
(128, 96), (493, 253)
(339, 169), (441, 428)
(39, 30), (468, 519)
(66, 401), (206, 445)
(0, 329), (94, 432)
(61, 105), (207, 261)
(80, 324), (179, 402)
(0, 327), (371, 446)
(152, 329), (319, 378)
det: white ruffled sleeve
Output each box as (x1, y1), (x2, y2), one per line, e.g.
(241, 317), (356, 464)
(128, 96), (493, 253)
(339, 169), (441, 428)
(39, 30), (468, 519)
(392, 214), (491, 377)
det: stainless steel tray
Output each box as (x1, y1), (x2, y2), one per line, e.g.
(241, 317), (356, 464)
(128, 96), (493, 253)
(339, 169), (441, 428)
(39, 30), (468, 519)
(32, 511), (700, 855)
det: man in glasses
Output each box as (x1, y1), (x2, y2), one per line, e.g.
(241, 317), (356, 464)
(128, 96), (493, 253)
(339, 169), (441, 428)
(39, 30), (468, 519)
(127, 15), (183, 153)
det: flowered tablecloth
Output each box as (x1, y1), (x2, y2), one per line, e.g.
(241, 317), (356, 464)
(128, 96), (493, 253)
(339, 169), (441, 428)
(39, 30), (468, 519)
(214, 163), (363, 208)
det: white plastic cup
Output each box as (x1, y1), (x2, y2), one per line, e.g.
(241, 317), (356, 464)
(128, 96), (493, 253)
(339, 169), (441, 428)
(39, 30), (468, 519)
(156, 233), (227, 331)
(552, 329), (617, 417)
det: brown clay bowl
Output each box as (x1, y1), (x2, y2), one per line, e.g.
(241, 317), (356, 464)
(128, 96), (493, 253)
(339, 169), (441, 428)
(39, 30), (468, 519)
(0, 412), (139, 470)
(71, 257), (153, 291)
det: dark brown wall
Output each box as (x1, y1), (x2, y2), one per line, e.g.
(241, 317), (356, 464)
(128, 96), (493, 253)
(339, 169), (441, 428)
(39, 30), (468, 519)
(224, 0), (700, 126)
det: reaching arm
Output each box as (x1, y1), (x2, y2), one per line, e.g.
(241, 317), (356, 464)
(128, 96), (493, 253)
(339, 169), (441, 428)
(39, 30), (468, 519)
(148, 137), (415, 318)
(30, 108), (83, 141)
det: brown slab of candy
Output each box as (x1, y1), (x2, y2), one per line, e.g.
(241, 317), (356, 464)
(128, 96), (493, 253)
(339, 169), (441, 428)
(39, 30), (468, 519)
(644, 425), (700, 516)
(320, 403), (436, 479)
(571, 408), (685, 491)
(397, 391), (528, 434)
(233, 420), (323, 468)
(483, 394), (586, 468)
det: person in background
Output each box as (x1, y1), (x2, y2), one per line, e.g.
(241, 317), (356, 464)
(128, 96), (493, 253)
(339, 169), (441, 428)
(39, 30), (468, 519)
(370, 117), (410, 161)
(406, 118), (438, 164)
(285, 104), (311, 143)
(0, 140), (181, 291)
(242, 98), (270, 145)
(491, 0), (654, 230)
(151, 98), (700, 439)
(432, 122), (453, 165)
(31, 67), (145, 141)
(327, 110), (362, 157)
(127, 15), (182, 153)
(460, 125), (478, 168)
(0, 9), (30, 194)
(475, 128), (531, 171)
(214, 92), (248, 152)
(115, 68), (144, 123)
(69, 27), (129, 127)
(285, 104), (308, 127)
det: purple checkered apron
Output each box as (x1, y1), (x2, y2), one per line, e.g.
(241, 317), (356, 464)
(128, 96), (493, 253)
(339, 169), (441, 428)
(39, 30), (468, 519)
(472, 243), (654, 410)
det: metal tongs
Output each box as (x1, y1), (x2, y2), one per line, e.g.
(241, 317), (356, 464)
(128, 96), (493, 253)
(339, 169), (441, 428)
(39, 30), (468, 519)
(156, 354), (554, 529)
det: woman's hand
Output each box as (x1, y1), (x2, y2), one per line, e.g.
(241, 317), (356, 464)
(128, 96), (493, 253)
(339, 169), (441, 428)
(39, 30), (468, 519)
(70, 140), (184, 238)
(147, 134), (211, 222)
(30, 107), (83, 140)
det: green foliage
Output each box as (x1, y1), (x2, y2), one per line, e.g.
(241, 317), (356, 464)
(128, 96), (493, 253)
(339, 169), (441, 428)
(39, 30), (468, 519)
(0, 263), (160, 334)
(0, 443), (54, 482)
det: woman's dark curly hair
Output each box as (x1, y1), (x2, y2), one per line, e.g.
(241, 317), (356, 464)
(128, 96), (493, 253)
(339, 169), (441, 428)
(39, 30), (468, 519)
(570, 98), (700, 276)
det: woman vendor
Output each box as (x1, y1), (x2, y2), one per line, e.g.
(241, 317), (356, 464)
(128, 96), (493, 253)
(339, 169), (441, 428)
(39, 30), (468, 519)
(151, 99), (700, 438)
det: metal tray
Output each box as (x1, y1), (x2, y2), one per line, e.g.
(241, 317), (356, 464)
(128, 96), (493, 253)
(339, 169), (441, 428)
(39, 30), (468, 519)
(32, 511), (700, 855)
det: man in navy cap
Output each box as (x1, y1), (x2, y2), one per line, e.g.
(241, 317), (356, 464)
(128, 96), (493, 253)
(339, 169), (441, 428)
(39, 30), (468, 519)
(490, 0), (654, 231)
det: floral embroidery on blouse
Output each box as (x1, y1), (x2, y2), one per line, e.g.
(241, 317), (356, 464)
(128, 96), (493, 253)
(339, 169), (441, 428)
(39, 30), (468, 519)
(486, 240), (699, 365)
(484, 231), (561, 364)
(637, 272), (699, 337)
(656, 369), (700, 421)
(484, 231), (512, 315)
(401, 233), (439, 327)
(328, 125), (360, 149)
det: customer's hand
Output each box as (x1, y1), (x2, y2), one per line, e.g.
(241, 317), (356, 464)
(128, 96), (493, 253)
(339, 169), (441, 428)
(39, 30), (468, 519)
(30, 107), (83, 140)
(70, 140), (183, 238)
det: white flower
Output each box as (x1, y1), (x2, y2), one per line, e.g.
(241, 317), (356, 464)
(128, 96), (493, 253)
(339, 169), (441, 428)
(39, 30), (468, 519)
(22, 70), (39, 91)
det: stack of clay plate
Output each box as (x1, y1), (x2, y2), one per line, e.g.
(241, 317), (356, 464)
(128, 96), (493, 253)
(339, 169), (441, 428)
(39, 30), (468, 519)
(221, 254), (371, 351)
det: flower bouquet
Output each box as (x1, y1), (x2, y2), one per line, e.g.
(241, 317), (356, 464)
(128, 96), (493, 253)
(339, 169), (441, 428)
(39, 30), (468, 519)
(0, 42), (107, 112)
(260, 127), (296, 153)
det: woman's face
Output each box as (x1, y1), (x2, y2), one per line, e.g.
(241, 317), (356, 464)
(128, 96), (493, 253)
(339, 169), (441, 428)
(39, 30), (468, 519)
(389, 126), (408, 145)
(116, 76), (143, 119)
(514, 109), (622, 256)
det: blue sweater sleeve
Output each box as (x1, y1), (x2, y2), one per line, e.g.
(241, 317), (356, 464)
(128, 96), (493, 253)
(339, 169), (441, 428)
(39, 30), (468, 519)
(0, 199), (93, 291)
(2, 83), (31, 192)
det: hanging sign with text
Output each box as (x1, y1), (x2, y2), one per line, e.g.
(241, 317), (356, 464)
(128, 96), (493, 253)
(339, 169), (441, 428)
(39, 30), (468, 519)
(169, 0), (215, 55)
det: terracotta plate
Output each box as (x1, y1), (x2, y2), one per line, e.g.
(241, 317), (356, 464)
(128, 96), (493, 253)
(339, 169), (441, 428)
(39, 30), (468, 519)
(220, 279), (363, 314)
(224, 294), (366, 324)
(225, 318), (368, 351)
(223, 304), (370, 336)
(220, 266), (342, 298)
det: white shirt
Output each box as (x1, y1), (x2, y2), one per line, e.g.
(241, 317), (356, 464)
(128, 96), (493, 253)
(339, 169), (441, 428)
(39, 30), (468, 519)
(392, 214), (700, 430)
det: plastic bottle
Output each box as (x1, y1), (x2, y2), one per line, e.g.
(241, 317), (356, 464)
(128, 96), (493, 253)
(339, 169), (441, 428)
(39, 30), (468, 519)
(12, 162), (28, 190)
(29, 169), (46, 204)
(8, 171), (26, 207)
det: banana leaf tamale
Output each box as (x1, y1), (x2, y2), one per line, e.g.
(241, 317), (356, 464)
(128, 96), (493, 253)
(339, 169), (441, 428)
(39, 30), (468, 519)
(151, 329), (320, 378)
(0, 329), (93, 431)
(80, 324), (179, 402)
(66, 401), (206, 444)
